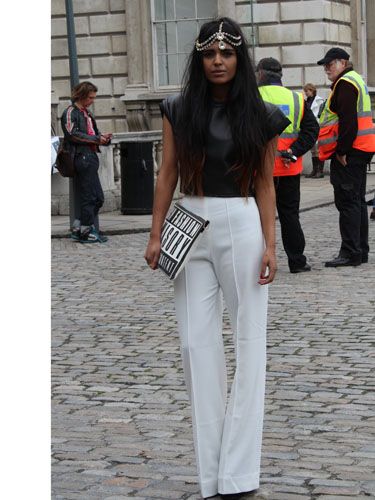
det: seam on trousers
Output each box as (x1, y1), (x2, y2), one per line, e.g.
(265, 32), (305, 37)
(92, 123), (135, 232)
(183, 265), (203, 485)
(221, 199), (241, 478)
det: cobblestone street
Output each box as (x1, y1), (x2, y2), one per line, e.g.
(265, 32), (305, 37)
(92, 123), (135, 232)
(52, 204), (375, 500)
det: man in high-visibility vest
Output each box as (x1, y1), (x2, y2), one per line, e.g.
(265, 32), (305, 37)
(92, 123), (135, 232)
(256, 58), (319, 273)
(317, 47), (375, 267)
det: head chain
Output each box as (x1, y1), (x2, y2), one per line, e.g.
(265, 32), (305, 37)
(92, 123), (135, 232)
(195, 21), (242, 51)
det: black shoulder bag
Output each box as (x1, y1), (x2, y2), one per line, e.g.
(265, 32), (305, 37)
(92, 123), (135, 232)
(55, 140), (76, 178)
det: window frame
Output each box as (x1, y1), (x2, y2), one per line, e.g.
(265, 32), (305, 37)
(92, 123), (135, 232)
(150, 0), (218, 90)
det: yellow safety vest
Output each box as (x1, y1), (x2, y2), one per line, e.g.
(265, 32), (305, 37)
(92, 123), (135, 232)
(259, 85), (304, 176)
(318, 70), (375, 160)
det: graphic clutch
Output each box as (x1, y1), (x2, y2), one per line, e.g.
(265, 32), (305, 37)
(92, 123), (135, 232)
(158, 203), (210, 280)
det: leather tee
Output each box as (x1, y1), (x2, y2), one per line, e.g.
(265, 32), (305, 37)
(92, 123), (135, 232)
(160, 94), (290, 197)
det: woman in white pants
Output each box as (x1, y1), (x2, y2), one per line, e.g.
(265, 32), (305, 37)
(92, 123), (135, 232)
(145, 18), (290, 500)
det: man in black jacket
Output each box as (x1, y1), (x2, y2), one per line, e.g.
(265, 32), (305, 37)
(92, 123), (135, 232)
(257, 58), (319, 273)
(61, 81), (112, 243)
(317, 48), (375, 267)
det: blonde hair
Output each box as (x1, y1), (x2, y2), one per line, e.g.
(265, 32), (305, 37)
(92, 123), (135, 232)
(303, 83), (317, 96)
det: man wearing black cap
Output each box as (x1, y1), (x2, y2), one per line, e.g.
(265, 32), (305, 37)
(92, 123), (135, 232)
(256, 58), (319, 273)
(317, 48), (375, 267)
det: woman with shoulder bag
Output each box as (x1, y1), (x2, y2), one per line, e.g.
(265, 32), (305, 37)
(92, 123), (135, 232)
(145, 18), (290, 499)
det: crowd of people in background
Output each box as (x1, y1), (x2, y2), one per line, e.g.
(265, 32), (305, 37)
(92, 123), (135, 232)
(59, 45), (375, 261)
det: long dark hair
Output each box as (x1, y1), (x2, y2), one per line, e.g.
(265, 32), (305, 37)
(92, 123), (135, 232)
(175, 17), (269, 197)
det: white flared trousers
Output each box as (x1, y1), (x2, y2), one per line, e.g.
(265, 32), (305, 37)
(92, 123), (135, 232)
(174, 196), (268, 499)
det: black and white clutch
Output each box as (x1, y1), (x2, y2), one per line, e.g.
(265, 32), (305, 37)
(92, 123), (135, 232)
(158, 203), (210, 280)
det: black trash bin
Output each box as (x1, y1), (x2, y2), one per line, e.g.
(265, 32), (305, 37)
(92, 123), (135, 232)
(120, 142), (154, 215)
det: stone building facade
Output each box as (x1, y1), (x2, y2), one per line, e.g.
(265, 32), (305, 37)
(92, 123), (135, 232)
(51, 0), (375, 214)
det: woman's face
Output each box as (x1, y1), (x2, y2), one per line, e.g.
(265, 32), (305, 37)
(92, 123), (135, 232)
(202, 41), (237, 85)
(305, 89), (314, 98)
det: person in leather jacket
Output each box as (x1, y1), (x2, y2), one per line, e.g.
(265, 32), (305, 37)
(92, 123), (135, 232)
(145, 18), (290, 500)
(61, 81), (112, 243)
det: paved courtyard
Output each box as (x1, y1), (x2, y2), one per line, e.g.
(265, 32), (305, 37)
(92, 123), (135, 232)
(52, 204), (375, 500)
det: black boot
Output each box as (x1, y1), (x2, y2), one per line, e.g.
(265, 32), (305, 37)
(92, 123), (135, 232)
(305, 157), (318, 178)
(314, 160), (324, 178)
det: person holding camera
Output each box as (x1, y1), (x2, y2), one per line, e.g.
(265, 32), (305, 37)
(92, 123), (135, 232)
(256, 58), (319, 273)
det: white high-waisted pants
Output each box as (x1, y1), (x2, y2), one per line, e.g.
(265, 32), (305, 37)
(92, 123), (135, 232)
(174, 196), (268, 498)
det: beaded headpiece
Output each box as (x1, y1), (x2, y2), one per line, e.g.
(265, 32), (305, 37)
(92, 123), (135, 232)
(195, 21), (242, 52)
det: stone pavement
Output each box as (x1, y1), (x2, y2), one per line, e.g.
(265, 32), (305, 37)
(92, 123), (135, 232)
(51, 173), (375, 238)
(52, 199), (375, 499)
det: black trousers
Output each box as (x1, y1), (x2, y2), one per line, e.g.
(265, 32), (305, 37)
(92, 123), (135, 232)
(330, 157), (369, 260)
(75, 152), (104, 228)
(274, 174), (307, 271)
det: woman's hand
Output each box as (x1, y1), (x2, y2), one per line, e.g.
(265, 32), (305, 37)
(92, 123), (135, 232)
(143, 116), (178, 272)
(258, 247), (277, 285)
(254, 136), (277, 285)
(144, 235), (161, 270)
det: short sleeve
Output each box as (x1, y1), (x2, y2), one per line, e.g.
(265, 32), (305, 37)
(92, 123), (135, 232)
(159, 94), (182, 132)
(264, 101), (291, 141)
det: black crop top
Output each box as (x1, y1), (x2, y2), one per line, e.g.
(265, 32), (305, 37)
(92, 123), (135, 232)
(160, 94), (290, 197)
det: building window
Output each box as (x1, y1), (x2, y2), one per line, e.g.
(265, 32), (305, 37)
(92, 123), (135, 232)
(151, 0), (218, 88)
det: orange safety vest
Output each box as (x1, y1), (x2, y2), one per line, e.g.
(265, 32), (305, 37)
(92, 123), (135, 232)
(318, 70), (375, 161)
(259, 85), (305, 176)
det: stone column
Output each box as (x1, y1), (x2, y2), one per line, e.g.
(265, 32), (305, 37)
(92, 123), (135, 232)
(350, 0), (367, 80)
(121, 0), (154, 131)
(125, 0), (152, 89)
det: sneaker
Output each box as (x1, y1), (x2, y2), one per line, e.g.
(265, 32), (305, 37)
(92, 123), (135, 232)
(79, 227), (108, 243)
(71, 228), (81, 241)
(79, 227), (101, 243)
(98, 232), (108, 242)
